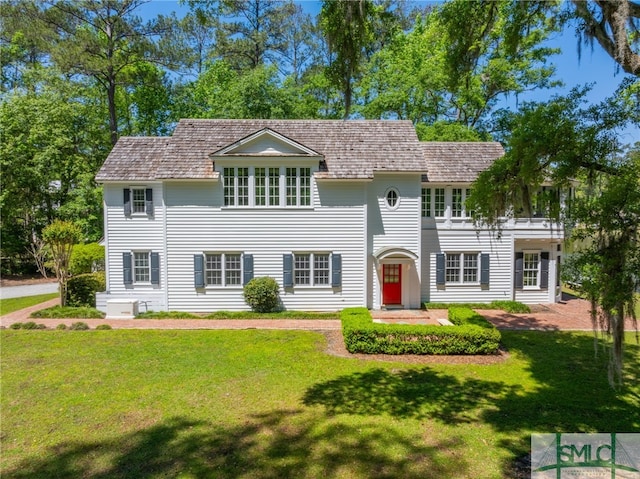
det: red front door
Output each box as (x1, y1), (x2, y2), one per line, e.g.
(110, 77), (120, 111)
(383, 264), (402, 305)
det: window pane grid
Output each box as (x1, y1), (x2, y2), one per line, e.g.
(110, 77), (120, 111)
(223, 168), (234, 206)
(286, 168), (297, 206)
(269, 167), (280, 206)
(463, 253), (478, 282)
(294, 254), (310, 285)
(255, 168), (266, 206)
(466, 188), (473, 217)
(314, 254), (330, 285)
(523, 253), (539, 287)
(134, 252), (149, 282)
(445, 254), (460, 283)
(452, 188), (462, 217)
(435, 188), (445, 217)
(132, 189), (146, 213)
(205, 254), (222, 286)
(225, 254), (241, 285)
(300, 168), (311, 206)
(421, 188), (431, 217)
(237, 168), (249, 206)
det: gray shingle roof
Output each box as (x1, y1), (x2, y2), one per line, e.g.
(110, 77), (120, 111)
(96, 119), (425, 181)
(420, 142), (504, 183)
(96, 121), (505, 183)
(95, 137), (169, 182)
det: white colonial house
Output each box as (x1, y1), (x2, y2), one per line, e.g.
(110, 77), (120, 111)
(95, 119), (563, 315)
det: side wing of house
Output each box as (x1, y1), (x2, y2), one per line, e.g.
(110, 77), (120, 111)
(420, 143), (564, 305)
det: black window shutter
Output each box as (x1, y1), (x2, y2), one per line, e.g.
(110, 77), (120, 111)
(150, 252), (160, 285)
(194, 254), (205, 288)
(124, 189), (131, 216)
(331, 253), (342, 287)
(480, 253), (490, 285)
(540, 252), (550, 289)
(243, 254), (254, 286)
(514, 252), (524, 289)
(283, 254), (293, 287)
(145, 188), (154, 216)
(435, 253), (445, 285)
(123, 252), (133, 284)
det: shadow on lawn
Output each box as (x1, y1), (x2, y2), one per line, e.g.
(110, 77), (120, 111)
(3, 410), (466, 479)
(304, 331), (640, 478)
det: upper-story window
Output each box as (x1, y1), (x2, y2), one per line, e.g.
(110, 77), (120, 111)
(223, 166), (311, 208)
(385, 188), (400, 209)
(421, 187), (472, 219)
(421, 188), (431, 217)
(451, 188), (463, 217)
(124, 187), (153, 216)
(434, 188), (445, 217)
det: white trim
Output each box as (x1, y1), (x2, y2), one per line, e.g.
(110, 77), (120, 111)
(384, 187), (401, 210)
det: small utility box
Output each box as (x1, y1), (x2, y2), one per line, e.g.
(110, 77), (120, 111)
(106, 299), (139, 319)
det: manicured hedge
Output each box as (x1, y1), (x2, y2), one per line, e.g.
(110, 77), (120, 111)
(341, 307), (501, 355)
(65, 272), (106, 307)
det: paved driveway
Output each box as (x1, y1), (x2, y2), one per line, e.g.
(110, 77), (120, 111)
(0, 282), (58, 299)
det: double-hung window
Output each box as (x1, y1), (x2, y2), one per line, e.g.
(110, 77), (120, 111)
(523, 252), (540, 288)
(446, 253), (479, 284)
(124, 187), (153, 216)
(132, 189), (146, 214)
(223, 166), (310, 207)
(205, 253), (242, 286)
(134, 252), (150, 283)
(294, 253), (329, 286)
(285, 252), (334, 287)
(123, 251), (160, 285)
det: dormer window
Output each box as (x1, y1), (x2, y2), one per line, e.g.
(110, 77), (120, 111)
(223, 166), (312, 208)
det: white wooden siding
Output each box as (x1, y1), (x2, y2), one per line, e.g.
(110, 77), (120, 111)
(368, 174), (422, 309)
(101, 183), (167, 311)
(424, 228), (513, 304)
(164, 181), (367, 311)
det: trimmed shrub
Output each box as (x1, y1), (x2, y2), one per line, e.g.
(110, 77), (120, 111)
(66, 272), (106, 307)
(69, 322), (90, 330)
(8, 322), (47, 330)
(31, 306), (105, 319)
(341, 307), (501, 355)
(96, 324), (112, 330)
(9, 323), (23, 329)
(243, 277), (280, 313)
(56, 323), (68, 330)
(70, 243), (105, 275)
(136, 311), (200, 319)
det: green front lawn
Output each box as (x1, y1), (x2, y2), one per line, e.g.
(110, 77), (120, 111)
(0, 293), (58, 315)
(1, 330), (639, 479)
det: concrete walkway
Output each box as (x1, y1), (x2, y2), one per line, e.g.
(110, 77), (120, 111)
(1, 294), (632, 332)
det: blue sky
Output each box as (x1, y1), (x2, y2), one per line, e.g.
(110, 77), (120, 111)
(141, 0), (639, 143)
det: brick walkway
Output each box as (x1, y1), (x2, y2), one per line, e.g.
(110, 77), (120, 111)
(1, 295), (635, 332)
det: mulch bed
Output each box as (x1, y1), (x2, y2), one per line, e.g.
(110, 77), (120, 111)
(321, 330), (509, 364)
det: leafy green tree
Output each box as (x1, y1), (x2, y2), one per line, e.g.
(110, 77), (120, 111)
(467, 90), (638, 386)
(0, 72), (107, 272)
(360, 0), (560, 133)
(42, 220), (82, 306)
(33, 0), (166, 145)
(320, 0), (377, 118)
(565, 147), (639, 386)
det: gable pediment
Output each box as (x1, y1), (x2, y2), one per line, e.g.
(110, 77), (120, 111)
(211, 128), (322, 157)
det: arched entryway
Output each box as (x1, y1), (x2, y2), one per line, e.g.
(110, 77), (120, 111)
(373, 247), (420, 309)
